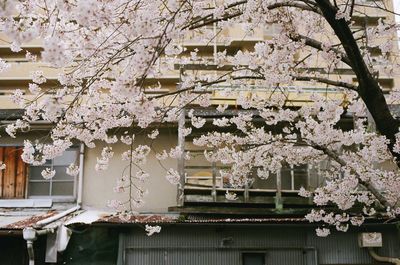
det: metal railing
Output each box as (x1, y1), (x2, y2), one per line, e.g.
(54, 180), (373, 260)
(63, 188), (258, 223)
(183, 161), (312, 206)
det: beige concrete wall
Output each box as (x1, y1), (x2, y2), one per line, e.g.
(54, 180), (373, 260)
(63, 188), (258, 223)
(82, 130), (179, 212)
(0, 130), (179, 213)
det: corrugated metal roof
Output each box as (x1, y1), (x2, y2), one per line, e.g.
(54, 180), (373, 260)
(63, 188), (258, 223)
(98, 214), (179, 224)
(181, 217), (306, 223)
(0, 209), (306, 231)
(64, 211), (307, 226)
(0, 211), (58, 230)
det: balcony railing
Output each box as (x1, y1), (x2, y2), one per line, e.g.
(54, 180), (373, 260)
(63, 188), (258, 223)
(182, 148), (318, 208)
(176, 108), (328, 209)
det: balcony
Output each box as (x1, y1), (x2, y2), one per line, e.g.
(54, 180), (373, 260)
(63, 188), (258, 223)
(183, 159), (314, 209)
(171, 109), (328, 215)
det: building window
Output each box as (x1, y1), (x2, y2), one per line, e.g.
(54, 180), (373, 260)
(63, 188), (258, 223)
(28, 148), (79, 199)
(0, 146), (79, 200)
(251, 164), (309, 191)
(242, 252), (265, 265)
(281, 164), (308, 191)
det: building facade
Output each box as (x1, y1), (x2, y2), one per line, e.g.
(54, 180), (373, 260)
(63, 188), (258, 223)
(0, 1), (399, 264)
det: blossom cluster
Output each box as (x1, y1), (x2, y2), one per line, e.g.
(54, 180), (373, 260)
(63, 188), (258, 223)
(0, 0), (398, 235)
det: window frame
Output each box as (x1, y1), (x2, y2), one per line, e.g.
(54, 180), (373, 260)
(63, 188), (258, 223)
(280, 164), (309, 192)
(27, 147), (79, 202)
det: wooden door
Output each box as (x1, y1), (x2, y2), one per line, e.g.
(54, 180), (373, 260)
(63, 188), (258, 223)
(0, 147), (27, 198)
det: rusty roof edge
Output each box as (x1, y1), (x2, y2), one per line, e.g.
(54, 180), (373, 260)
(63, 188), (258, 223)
(1, 211), (58, 230)
(81, 212), (308, 225)
(48, 210), (400, 228)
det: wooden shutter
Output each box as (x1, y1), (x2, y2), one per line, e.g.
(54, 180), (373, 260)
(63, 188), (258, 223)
(0, 147), (27, 198)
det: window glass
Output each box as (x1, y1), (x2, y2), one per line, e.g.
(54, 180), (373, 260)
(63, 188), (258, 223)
(29, 166), (46, 180)
(281, 165), (308, 190)
(53, 150), (78, 166)
(52, 166), (75, 180)
(43, 159), (52, 166)
(294, 165), (308, 190)
(281, 167), (292, 190)
(28, 147), (78, 198)
(52, 182), (74, 196)
(252, 172), (276, 189)
(29, 182), (50, 196)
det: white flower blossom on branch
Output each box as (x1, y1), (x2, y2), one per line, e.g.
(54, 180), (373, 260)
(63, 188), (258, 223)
(41, 168), (56, 179)
(145, 225), (161, 236)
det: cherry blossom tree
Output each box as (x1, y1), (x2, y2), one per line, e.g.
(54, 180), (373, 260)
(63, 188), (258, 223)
(0, 0), (400, 235)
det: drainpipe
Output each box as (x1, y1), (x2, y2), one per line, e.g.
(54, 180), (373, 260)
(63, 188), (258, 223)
(35, 205), (81, 228)
(368, 248), (400, 265)
(77, 143), (84, 206)
(23, 227), (54, 265)
(23, 143), (86, 264)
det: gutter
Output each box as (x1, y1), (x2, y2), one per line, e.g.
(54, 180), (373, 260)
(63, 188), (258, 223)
(23, 143), (85, 265)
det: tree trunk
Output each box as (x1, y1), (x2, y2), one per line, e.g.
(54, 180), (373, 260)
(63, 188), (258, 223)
(315, 0), (400, 164)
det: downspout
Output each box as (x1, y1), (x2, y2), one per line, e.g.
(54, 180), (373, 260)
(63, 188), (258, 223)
(26, 239), (34, 265)
(368, 248), (400, 265)
(23, 227), (54, 265)
(23, 143), (85, 265)
(77, 143), (84, 206)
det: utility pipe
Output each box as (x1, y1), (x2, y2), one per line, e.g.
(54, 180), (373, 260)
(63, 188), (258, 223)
(26, 240), (34, 265)
(368, 248), (400, 265)
(77, 143), (84, 206)
(35, 205), (81, 228)
(23, 227), (54, 265)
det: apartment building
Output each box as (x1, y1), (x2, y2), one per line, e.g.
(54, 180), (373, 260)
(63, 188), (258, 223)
(0, 1), (399, 264)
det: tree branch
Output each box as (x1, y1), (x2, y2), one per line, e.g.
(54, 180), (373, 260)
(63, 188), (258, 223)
(186, 1), (321, 30)
(311, 144), (391, 209)
(289, 34), (351, 66)
(293, 75), (357, 90)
